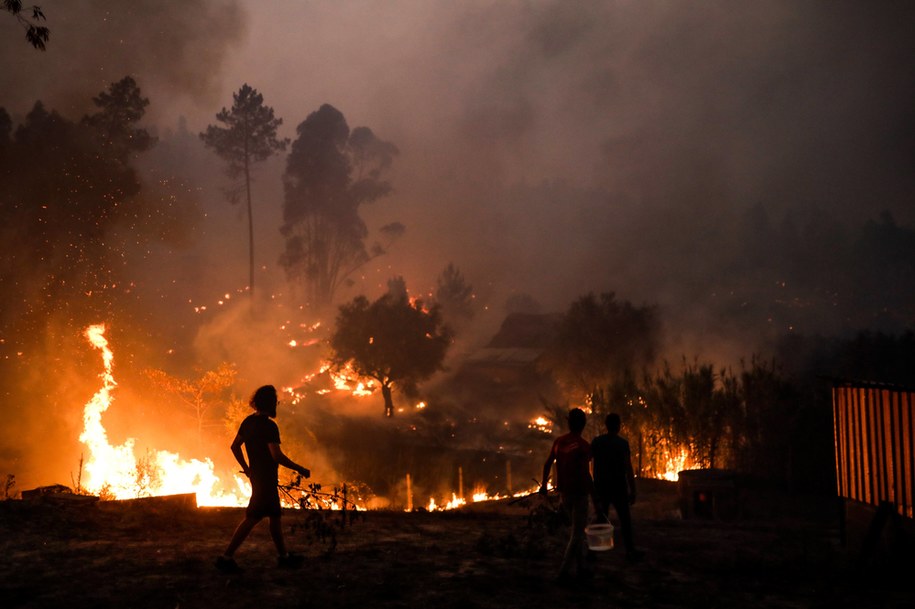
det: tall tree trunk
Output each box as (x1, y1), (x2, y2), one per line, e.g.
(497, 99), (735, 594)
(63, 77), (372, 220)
(245, 162), (254, 297)
(637, 430), (643, 477)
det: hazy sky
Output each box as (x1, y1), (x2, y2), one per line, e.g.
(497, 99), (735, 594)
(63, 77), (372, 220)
(3, 0), (915, 354)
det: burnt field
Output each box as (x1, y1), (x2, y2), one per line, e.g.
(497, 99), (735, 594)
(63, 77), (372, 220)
(0, 480), (910, 609)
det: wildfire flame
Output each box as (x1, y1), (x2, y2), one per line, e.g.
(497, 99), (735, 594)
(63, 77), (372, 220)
(528, 416), (552, 433)
(329, 364), (376, 396)
(79, 324), (247, 506)
(426, 484), (545, 511)
(658, 448), (697, 481)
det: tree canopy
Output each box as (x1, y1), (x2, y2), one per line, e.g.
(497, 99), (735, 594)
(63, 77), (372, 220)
(540, 292), (659, 402)
(0, 77), (157, 337)
(279, 104), (400, 310)
(434, 263), (474, 330)
(200, 84), (288, 297)
(329, 278), (452, 417)
(84, 76), (153, 163)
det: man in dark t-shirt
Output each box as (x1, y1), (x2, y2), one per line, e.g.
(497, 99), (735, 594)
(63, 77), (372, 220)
(215, 385), (311, 573)
(238, 412), (282, 518)
(591, 412), (637, 556)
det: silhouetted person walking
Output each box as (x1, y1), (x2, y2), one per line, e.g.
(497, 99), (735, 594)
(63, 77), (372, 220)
(540, 408), (593, 582)
(216, 385), (311, 573)
(591, 412), (637, 557)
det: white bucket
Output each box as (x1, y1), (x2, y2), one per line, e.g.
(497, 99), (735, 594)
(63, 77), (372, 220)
(585, 523), (615, 551)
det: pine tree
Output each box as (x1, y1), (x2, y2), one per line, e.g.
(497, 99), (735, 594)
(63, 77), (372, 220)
(200, 84), (288, 297)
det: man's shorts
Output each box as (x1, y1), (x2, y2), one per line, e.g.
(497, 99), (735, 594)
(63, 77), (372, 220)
(246, 479), (281, 518)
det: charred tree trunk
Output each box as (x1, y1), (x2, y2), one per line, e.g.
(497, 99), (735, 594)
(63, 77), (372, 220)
(382, 384), (394, 417)
(244, 135), (254, 298)
(637, 430), (644, 477)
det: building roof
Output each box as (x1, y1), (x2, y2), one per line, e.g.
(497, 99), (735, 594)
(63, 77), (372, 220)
(464, 347), (543, 366)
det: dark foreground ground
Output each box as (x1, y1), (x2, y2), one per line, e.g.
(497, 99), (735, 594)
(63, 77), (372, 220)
(1, 481), (912, 609)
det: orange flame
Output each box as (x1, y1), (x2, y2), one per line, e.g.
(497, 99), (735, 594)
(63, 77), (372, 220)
(528, 416), (552, 433)
(78, 324), (247, 506)
(426, 483), (543, 511)
(657, 448), (697, 481)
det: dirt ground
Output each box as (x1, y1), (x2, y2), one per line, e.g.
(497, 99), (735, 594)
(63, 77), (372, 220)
(1, 481), (912, 609)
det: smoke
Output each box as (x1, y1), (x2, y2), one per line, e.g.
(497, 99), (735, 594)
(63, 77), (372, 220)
(0, 0), (246, 119)
(6, 1), (913, 335)
(217, 1), (913, 357)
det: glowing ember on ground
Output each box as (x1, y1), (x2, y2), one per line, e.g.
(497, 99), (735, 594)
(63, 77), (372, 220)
(329, 364), (376, 396)
(428, 493), (466, 511)
(79, 324), (246, 507)
(426, 484), (543, 511)
(284, 361), (378, 402)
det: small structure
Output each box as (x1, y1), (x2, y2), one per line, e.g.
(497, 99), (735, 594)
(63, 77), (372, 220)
(451, 312), (561, 409)
(832, 380), (915, 562)
(677, 469), (740, 520)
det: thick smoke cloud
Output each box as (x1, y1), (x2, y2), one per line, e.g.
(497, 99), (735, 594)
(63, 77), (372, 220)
(198, 2), (915, 310)
(6, 1), (913, 324)
(0, 0), (246, 119)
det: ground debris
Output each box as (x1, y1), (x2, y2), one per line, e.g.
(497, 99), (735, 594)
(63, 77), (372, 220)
(0, 488), (911, 609)
(20, 484), (99, 506)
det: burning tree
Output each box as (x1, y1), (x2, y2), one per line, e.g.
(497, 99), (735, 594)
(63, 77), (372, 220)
(584, 356), (804, 482)
(328, 278), (452, 417)
(279, 104), (401, 310)
(200, 84), (288, 297)
(629, 361), (739, 476)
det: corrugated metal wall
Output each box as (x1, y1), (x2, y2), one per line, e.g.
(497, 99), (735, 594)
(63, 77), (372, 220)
(833, 384), (915, 519)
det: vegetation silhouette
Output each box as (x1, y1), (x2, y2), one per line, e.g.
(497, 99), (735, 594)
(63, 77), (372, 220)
(435, 262), (475, 331)
(200, 84), (288, 298)
(329, 277), (452, 417)
(279, 103), (401, 310)
(3, 1), (49, 50)
(540, 292), (659, 404)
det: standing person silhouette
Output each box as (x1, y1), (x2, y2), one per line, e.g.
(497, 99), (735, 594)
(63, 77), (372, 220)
(539, 408), (593, 583)
(591, 412), (638, 558)
(215, 385), (311, 573)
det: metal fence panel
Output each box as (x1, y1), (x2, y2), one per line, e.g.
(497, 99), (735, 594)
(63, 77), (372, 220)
(833, 383), (915, 519)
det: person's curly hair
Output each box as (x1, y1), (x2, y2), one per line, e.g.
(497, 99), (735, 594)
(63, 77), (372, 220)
(250, 385), (278, 417)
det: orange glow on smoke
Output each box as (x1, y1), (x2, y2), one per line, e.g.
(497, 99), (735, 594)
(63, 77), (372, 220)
(79, 324), (247, 506)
